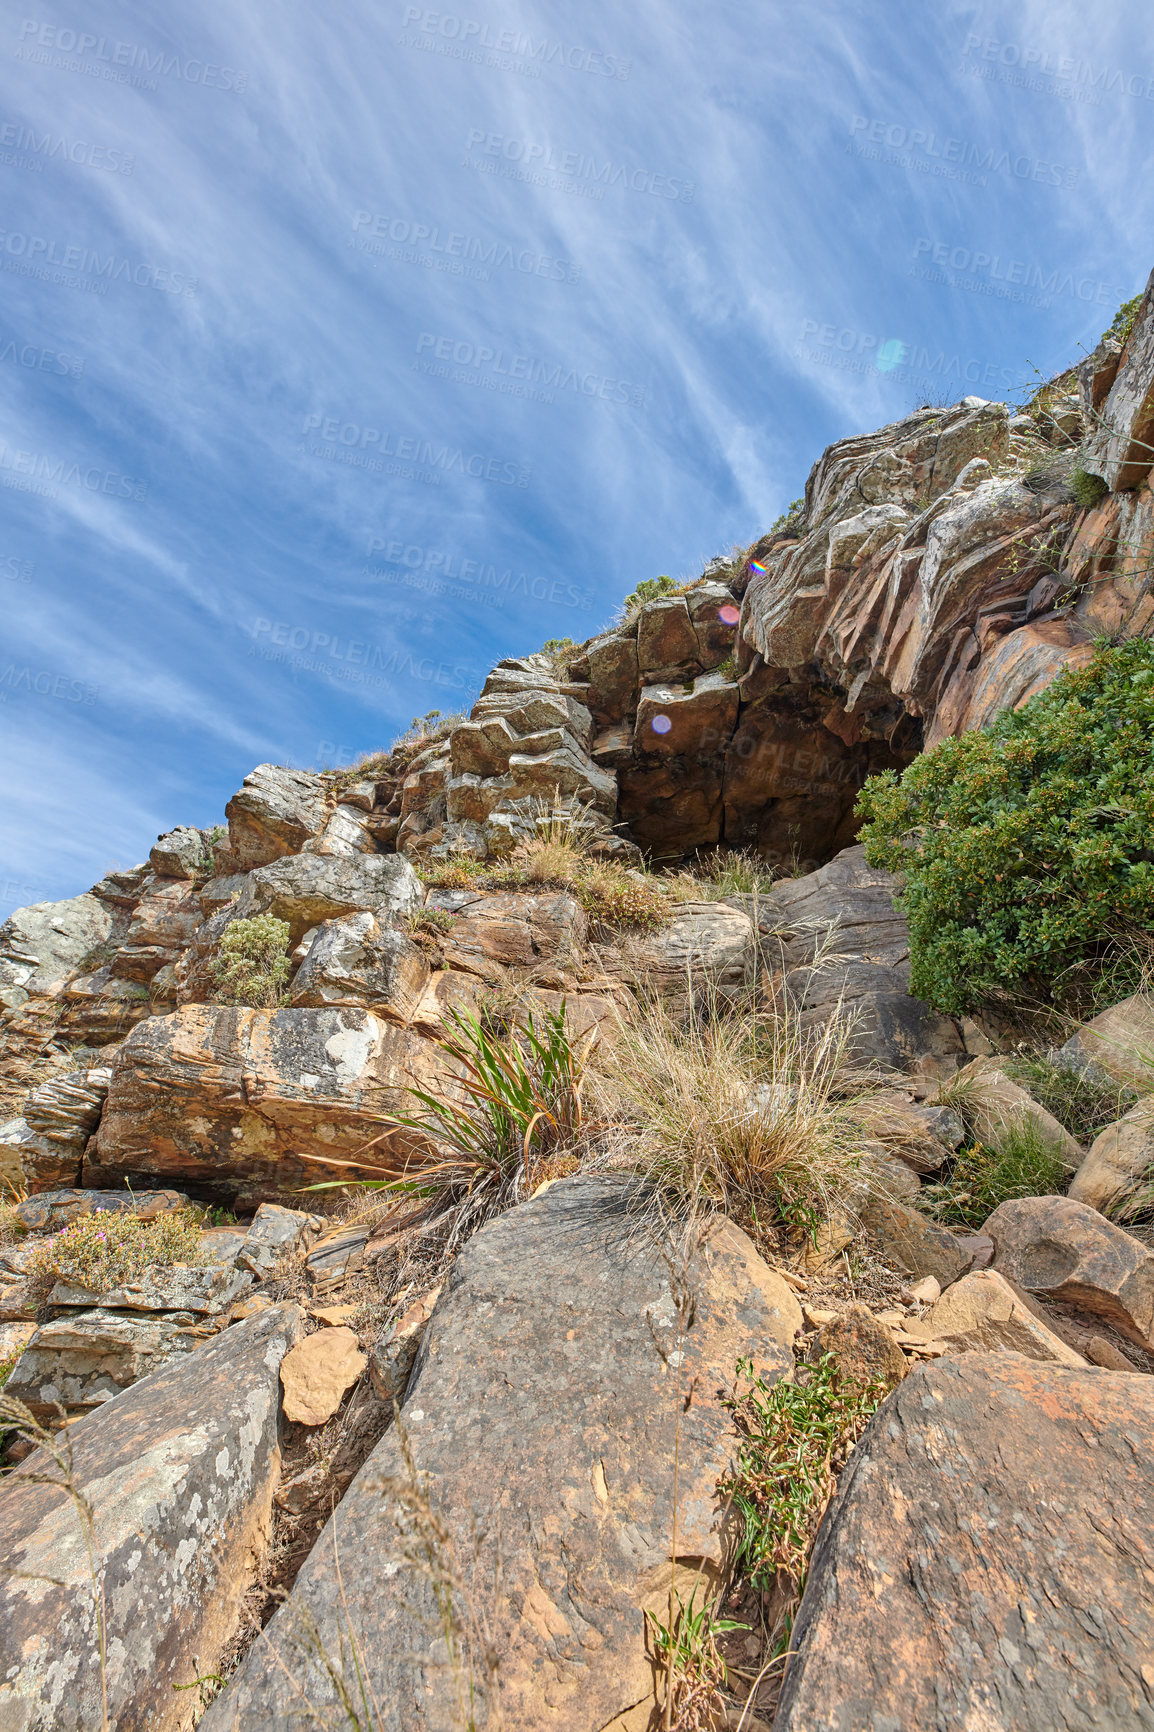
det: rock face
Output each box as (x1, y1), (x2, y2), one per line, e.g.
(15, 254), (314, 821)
(202, 1177), (803, 1731)
(0, 892), (112, 1000)
(0, 1303), (302, 1732)
(223, 763), (330, 868)
(88, 1003), (463, 1204)
(15, 1066), (111, 1191)
(756, 845), (964, 1072)
(1060, 991), (1154, 1087)
(985, 1195), (1154, 1350)
(957, 1058), (1084, 1166)
(775, 1353), (1154, 1732)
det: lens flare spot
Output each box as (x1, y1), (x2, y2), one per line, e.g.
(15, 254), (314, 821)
(719, 604), (740, 626)
(651, 714), (672, 735)
(875, 338), (907, 374)
(749, 558), (768, 577)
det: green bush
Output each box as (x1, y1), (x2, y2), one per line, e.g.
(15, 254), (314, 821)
(1070, 466), (1108, 510)
(1103, 293), (1144, 348)
(857, 639), (1154, 1015)
(923, 1123), (1072, 1228)
(210, 914), (292, 1008)
(622, 574), (678, 617)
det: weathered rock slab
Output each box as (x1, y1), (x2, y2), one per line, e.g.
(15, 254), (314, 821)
(223, 762), (329, 868)
(203, 1178), (802, 1731)
(0, 1304), (301, 1731)
(985, 1194), (1154, 1349)
(775, 1354), (1154, 1732)
(904, 1267), (1087, 1366)
(1069, 1102), (1154, 1214)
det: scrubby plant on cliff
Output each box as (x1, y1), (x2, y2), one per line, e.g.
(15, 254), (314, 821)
(210, 914), (292, 1009)
(621, 573), (678, 620)
(856, 639), (1154, 1016)
(25, 1208), (204, 1298)
(1103, 292), (1144, 348)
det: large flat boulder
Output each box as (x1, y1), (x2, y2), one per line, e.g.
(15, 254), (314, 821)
(245, 850), (422, 941)
(202, 1177), (803, 1731)
(1060, 991), (1154, 1089)
(87, 1003), (461, 1204)
(0, 1303), (302, 1732)
(289, 911), (430, 1017)
(775, 1354), (1154, 1732)
(614, 900), (754, 997)
(1082, 266), (1154, 491)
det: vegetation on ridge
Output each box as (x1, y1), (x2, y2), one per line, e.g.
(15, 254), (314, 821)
(857, 638), (1154, 1016)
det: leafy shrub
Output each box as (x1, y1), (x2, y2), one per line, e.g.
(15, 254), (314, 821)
(1070, 466), (1109, 509)
(720, 1354), (885, 1649)
(25, 1208), (204, 1295)
(857, 639), (1154, 1015)
(1103, 293), (1144, 348)
(1007, 1051), (1136, 1143)
(538, 636), (576, 674)
(922, 1122), (1071, 1228)
(767, 497), (805, 537)
(210, 914), (292, 1008)
(621, 574), (678, 618)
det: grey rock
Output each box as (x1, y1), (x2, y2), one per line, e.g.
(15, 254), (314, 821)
(0, 893), (113, 995)
(775, 1354), (1154, 1732)
(246, 850), (423, 941)
(862, 1196), (971, 1286)
(203, 1178), (802, 1732)
(759, 846), (965, 1072)
(5, 1308), (226, 1414)
(150, 825), (210, 878)
(238, 1202), (323, 1276)
(1081, 266), (1154, 491)
(224, 763), (330, 869)
(46, 1262), (252, 1317)
(290, 910), (430, 1018)
(0, 1304), (302, 1730)
(15, 1187), (189, 1233)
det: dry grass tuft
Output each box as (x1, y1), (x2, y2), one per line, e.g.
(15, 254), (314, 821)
(591, 978), (899, 1248)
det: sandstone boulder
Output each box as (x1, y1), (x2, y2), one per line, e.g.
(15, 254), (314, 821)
(1060, 991), (1154, 1088)
(290, 910), (430, 1017)
(955, 1058), (1083, 1167)
(758, 846), (964, 1072)
(1069, 1101), (1154, 1214)
(0, 1303), (301, 1732)
(87, 1003), (462, 1204)
(775, 1354), (1154, 1732)
(202, 1177), (802, 1732)
(237, 1202), (323, 1276)
(636, 594), (700, 672)
(224, 763), (329, 868)
(903, 1267), (1086, 1366)
(279, 1325), (366, 1425)
(107, 878), (202, 982)
(635, 671), (738, 757)
(812, 1302), (906, 1388)
(426, 888), (587, 970)
(986, 1195), (1154, 1350)
(862, 1196), (970, 1286)
(615, 900), (754, 997)
(17, 1066), (111, 1191)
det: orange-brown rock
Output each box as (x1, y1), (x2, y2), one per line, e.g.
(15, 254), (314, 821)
(87, 1003), (464, 1204)
(202, 1177), (803, 1732)
(985, 1194), (1154, 1350)
(775, 1354), (1154, 1732)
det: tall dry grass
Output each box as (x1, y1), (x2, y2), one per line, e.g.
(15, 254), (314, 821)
(591, 975), (900, 1245)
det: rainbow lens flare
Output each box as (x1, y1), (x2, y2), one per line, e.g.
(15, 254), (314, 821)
(719, 604), (740, 626)
(651, 714), (672, 734)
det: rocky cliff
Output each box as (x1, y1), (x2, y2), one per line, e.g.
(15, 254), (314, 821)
(2, 274), (1154, 1731)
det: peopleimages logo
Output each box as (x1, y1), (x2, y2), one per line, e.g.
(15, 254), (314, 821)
(414, 331), (645, 408)
(250, 619), (480, 692)
(0, 439), (147, 503)
(0, 119), (134, 173)
(401, 7), (630, 78)
(961, 32), (1154, 102)
(351, 210), (580, 284)
(0, 228), (197, 296)
(0, 335), (84, 377)
(300, 414), (531, 488)
(463, 129), (696, 201)
(14, 20), (248, 92)
(910, 239), (1117, 307)
(848, 116), (1077, 189)
(797, 320), (1026, 393)
(367, 536), (592, 609)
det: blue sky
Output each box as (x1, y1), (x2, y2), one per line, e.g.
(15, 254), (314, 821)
(1, 0), (1152, 915)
